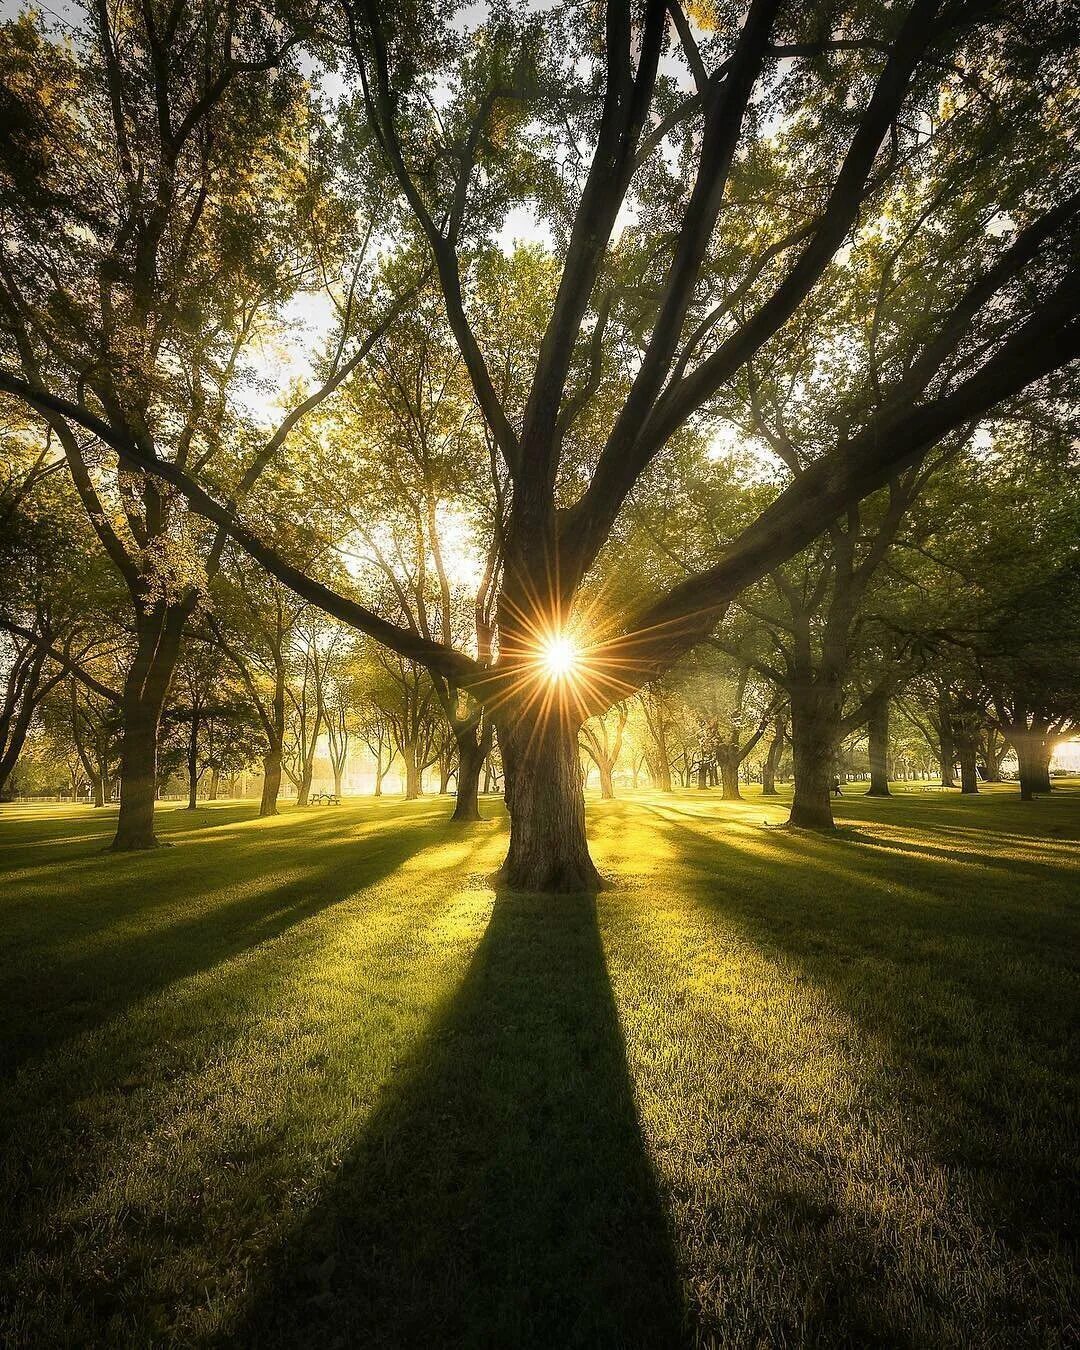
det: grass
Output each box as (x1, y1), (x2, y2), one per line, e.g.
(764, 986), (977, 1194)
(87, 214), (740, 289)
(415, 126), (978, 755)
(0, 783), (1077, 1347)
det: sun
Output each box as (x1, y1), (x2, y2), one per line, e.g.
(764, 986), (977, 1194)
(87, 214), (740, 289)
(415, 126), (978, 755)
(540, 634), (579, 681)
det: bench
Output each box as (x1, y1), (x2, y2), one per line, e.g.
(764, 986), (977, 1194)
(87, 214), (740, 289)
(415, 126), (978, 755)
(311, 792), (341, 806)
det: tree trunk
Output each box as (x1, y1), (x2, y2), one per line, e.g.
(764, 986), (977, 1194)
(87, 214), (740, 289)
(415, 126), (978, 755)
(761, 721), (784, 796)
(374, 760), (384, 796)
(297, 761), (313, 807)
(208, 766), (220, 801)
(788, 684), (840, 829)
(450, 719), (490, 823)
(333, 765), (343, 798)
(403, 742), (421, 799)
(653, 719), (673, 792)
(958, 740), (979, 794)
(982, 732), (1006, 782)
(866, 692), (891, 797)
(112, 605), (186, 851)
(1005, 731), (1052, 800)
(260, 744), (282, 816)
(718, 750), (742, 800)
(186, 715), (199, 809)
(1033, 756), (1052, 794)
(0, 651), (48, 800)
(937, 697), (956, 787)
(696, 762), (709, 790)
(498, 711), (600, 893)
(1017, 739), (1040, 801)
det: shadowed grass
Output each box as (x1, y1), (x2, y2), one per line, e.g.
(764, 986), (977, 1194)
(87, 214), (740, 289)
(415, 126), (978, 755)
(0, 784), (1077, 1346)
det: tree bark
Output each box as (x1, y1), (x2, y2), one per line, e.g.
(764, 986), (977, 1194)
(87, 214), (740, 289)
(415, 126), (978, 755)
(958, 739), (979, 794)
(788, 684), (840, 829)
(717, 749), (742, 800)
(937, 696), (956, 788)
(450, 719), (490, 822)
(866, 692), (891, 797)
(498, 710), (601, 893)
(112, 604), (186, 850)
(209, 766), (220, 800)
(0, 649), (48, 799)
(260, 744), (282, 816)
(1009, 732), (1052, 799)
(403, 742), (421, 799)
(761, 720), (784, 796)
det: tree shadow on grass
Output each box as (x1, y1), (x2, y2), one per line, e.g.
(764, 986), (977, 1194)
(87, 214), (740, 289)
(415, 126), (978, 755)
(0, 813), (461, 1079)
(631, 804), (1079, 1257)
(596, 802), (1078, 1343)
(229, 888), (684, 1350)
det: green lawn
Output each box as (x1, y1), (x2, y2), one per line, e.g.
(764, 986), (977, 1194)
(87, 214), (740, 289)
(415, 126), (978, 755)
(1, 785), (1077, 1347)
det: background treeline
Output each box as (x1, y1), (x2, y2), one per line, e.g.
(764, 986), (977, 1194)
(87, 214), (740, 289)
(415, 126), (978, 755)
(5, 391), (1076, 826)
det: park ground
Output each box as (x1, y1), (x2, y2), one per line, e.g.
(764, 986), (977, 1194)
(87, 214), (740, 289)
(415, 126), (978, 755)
(0, 784), (1077, 1348)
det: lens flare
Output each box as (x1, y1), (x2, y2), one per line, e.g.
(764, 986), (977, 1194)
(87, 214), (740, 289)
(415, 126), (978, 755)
(540, 634), (578, 680)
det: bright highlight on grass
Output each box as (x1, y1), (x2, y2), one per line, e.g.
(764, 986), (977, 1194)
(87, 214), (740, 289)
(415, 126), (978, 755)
(540, 634), (579, 681)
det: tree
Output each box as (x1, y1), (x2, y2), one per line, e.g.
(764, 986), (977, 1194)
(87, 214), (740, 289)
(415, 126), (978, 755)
(5, 0), (1079, 885)
(0, 2), (402, 846)
(0, 437), (123, 797)
(580, 703), (628, 799)
(210, 558), (310, 817)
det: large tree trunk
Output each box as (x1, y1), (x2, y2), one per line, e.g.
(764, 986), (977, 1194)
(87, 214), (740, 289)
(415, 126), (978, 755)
(696, 761), (709, 790)
(112, 605), (186, 851)
(259, 677), (286, 817)
(297, 760), (314, 807)
(957, 738), (979, 795)
(718, 749), (742, 800)
(937, 697), (956, 788)
(981, 730), (1006, 783)
(788, 683), (841, 829)
(403, 742), (421, 800)
(866, 692), (891, 797)
(1009, 731), (1052, 800)
(597, 758), (615, 799)
(450, 719), (490, 823)
(260, 744), (282, 817)
(333, 765), (344, 798)
(498, 711), (600, 893)
(208, 766), (220, 800)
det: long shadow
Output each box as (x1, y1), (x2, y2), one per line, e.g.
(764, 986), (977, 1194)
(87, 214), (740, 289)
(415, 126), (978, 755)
(633, 804), (1079, 1239)
(229, 888), (685, 1349)
(0, 814), (459, 1079)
